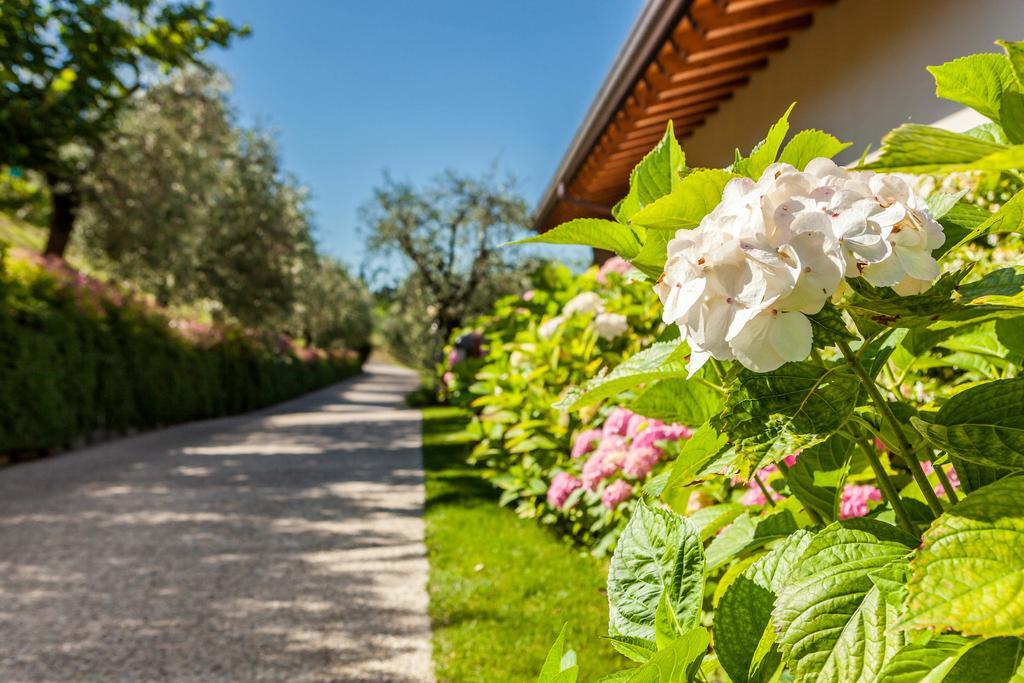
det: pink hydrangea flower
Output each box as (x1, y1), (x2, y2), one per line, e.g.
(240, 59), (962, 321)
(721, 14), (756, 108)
(581, 439), (627, 490)
(839, 484), (882, 519)
(602, 407), (635, 437)
(631, 423), (691, 450)
(740, 480), (784, 507)
(547, 472), (582, 509)
(442, 371), (455, 387)
(783, 452), (799, 467)
(686, 491), (712, 514)
(622, 446), (660, 479)
(596, 257), (633, 284)
(626, 413), (653, 437)
(522, 290), (535, 301)
(922, 462), (961, 497)
(447, 349), (461, 366)
(571, 428), (602, 459)
(601, 479), (634, 509)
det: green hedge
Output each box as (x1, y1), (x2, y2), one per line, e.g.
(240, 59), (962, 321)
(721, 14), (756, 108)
(0, 255), (363, 453)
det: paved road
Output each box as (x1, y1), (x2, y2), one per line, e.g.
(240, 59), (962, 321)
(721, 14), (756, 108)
(0, 363), (433, 683)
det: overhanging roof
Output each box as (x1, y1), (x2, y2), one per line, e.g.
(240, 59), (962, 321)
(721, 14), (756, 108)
(534, 0), (837, 232)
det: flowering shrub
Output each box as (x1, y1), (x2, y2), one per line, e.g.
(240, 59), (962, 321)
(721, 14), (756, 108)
(532, 42), (1024, 683)
(439, 261), (682, 548)
(0, 249), (363, 452)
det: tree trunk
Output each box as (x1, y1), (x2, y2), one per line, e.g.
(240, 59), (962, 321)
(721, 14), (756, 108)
(44, 173), (79, 258)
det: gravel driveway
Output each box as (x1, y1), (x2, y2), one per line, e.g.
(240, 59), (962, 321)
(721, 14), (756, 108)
(0, 363), (434, 683)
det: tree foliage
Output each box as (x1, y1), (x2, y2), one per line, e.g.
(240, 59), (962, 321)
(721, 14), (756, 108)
(362, 169), (531, 366)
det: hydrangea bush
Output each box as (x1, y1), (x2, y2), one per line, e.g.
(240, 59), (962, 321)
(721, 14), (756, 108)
(529, 42), (1024, 682)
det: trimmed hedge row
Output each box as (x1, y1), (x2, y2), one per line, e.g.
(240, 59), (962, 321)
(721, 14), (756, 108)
(0, 254), (363, 453)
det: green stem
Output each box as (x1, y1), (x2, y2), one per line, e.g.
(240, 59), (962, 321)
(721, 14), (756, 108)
(933, 460), (960, 505)
(852, 433), (918, 537)
(777, 461), (824, 526)
(752, 473), (777, 508)
(839, 340), (945, 517)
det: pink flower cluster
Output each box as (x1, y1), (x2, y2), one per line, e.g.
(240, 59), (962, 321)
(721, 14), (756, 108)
(547, 408), (691, 511)
(921, 461), (962, 497)
(839, 484), (883, 519)
(596, 257), (633, 285)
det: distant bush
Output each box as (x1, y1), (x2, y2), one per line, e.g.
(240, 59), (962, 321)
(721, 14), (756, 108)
(0, 249), (364, 453)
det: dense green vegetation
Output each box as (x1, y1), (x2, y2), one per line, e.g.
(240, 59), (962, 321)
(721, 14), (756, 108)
(421, 407), (623, 681)
(0, 249), (362, 453)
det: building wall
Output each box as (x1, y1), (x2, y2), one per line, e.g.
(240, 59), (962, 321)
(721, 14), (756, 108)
(682, 0), (1024, 167)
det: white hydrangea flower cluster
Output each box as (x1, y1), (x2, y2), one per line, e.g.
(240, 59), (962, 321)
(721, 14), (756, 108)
(655, 158), (945, 373)
(538, 291), (628, 341)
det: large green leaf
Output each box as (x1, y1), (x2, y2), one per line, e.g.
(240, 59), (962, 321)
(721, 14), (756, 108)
(945, 189), (1024, 254)
(774, 525), (913, 682)
(779, 129), (851, 170)
(625, 121), (687, 211)
(555, 341), (688, 411)
(721, 362), (861, 462)
(903, 476), (1024, 637)
(608, 502), (705, 641)
(911, 378), (1024, 470)
(860, 124), (1024, 174)
(928, 53), (1018, 122)
(511, 218), (642, 258)
(785, 434), (854, 522)
(629, 169), (734, 231)
(875, 636), (971, 683)
(621, 627), (709, 683)
(714, 531), (813, 683)
(733, 104), (794, 179)
(704, 507), (800, 571)
(630, 229), (671, 280)
(661, 424), (730, 495)
(537, 624), (579, 683)
(627, 377), (722, 427)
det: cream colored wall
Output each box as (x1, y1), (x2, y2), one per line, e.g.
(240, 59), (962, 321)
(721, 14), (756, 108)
(682, 0), (1024, 167)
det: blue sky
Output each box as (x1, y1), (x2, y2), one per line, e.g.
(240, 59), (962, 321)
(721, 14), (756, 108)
(210, 0), (643, 270)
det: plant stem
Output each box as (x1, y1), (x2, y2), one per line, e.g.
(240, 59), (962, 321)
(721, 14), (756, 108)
(839, 340), (946, 517)
(777, 461), (824, 526)
(752, 473), (777, 508)
(933, 460), (960, 505)
(852, 433), (919, 537)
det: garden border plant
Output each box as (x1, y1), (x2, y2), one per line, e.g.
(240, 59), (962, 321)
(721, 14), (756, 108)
(521, 40), (1024, 683)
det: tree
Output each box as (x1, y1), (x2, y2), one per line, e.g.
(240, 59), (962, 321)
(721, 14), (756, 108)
(362, 169), (531, 366)
(0, 0), (246, 256)
(77, 71), (319, 329)
(291, 255), (373, 353)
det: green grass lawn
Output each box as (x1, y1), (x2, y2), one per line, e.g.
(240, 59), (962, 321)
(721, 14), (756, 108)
(422, 406), (624, 682)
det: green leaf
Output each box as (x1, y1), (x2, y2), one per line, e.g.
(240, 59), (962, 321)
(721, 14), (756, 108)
(860, 124), (1024, 174)
(875, 636), (971, 683)
(629, 169), (735, 231)
(626, 627), (709, 683)
(607, 634), (658, 664)
(630, 229), (671, 279)
(510, 218), (642, 259)
(774, 525), (912, 682)
(538, 624), (579, 683)
(555, 341), (688, 411)
(628, 377), (722, 427)
(785, 434), (854, 522)
(999, 39), (1024, 86)
(946, 189), (1024, 253)
(903, 476), (1024, 636)
(627, 122), (687, 210)
(714, 531), (813, 683)
(654, 590), (683, 650)
(911, 378), (1024, 470)
(704, 508), (800, 571)
(721, 362), (861, 463)
(662, 423), (729, 495)
(807, 303), (856, 346)
(928, 53), (1018, 122)
(779, 129), (851, 170)
(733, 104), (794, 179)
(999, 89), (1024, 145)
(937, 201), (995, 257)
(608, 502), (705, 641)
(685, 502), (745, 541)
